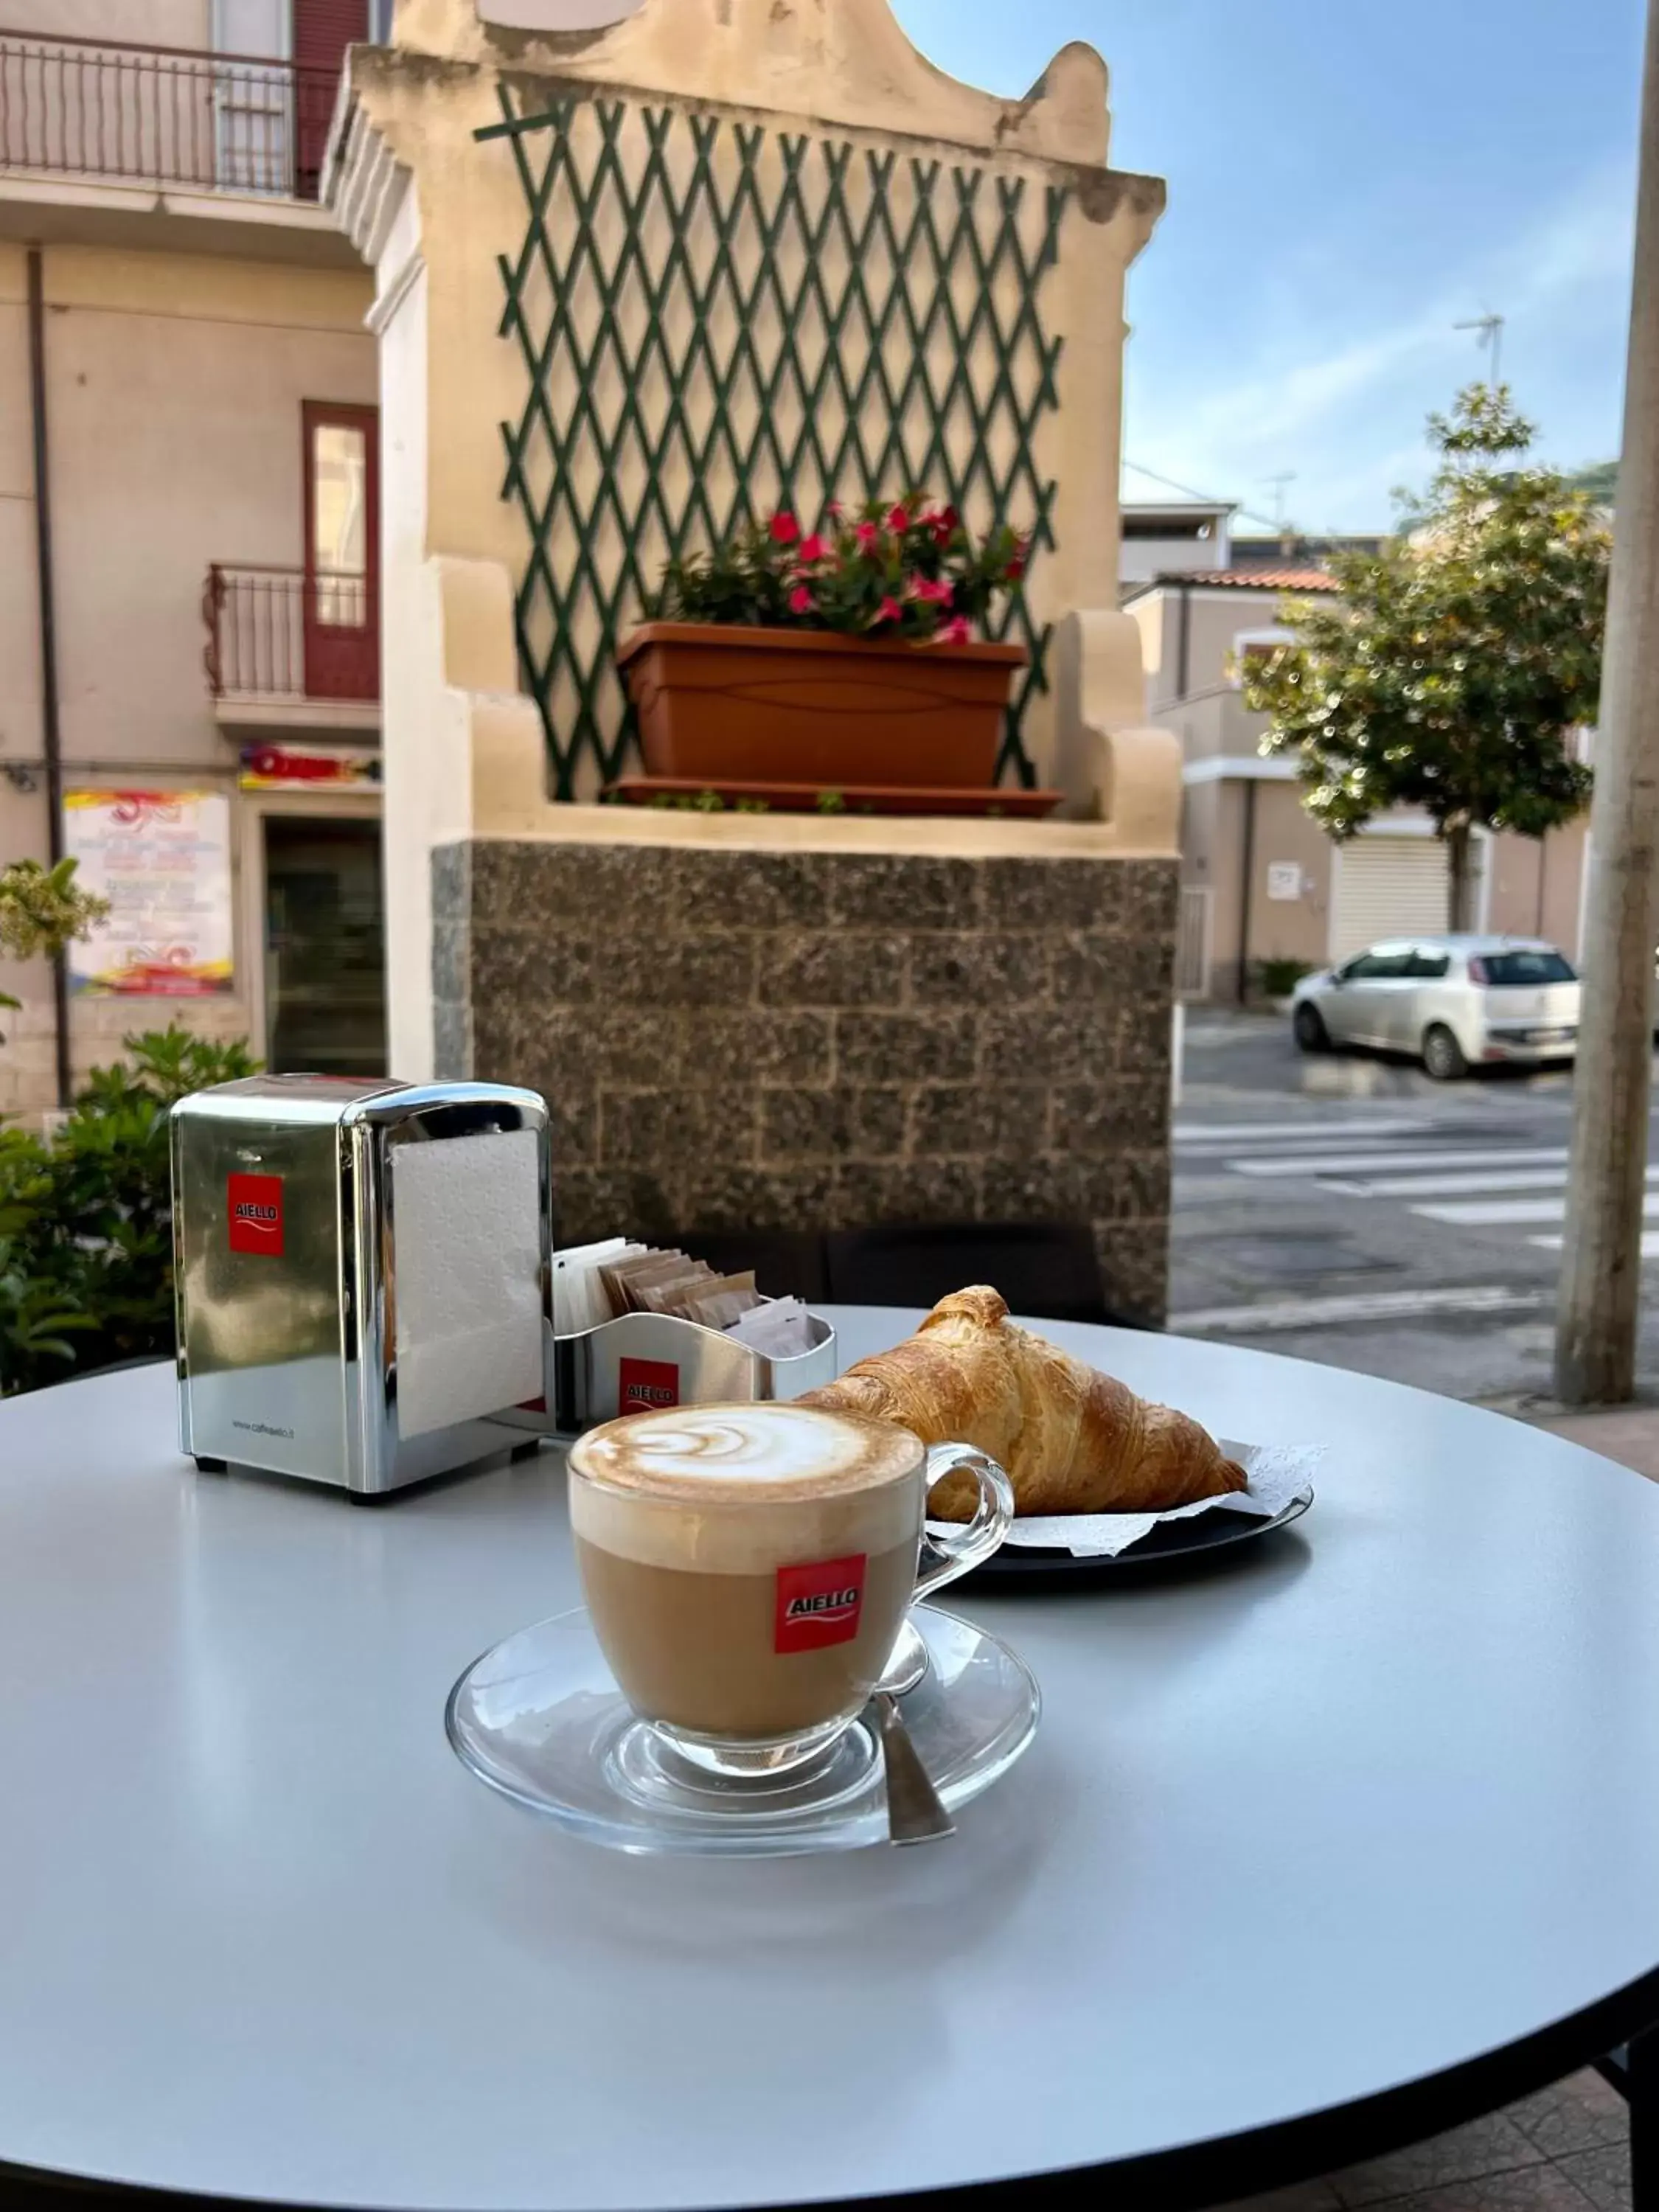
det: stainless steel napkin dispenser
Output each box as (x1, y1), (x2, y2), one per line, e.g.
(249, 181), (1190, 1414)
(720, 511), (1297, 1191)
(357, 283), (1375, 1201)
(171, 1076), (552, 1498)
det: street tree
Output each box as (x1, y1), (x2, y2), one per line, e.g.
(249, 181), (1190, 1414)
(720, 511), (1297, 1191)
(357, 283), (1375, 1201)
(1242, 385), (1610, 931)
(0, 858), (106, 1045)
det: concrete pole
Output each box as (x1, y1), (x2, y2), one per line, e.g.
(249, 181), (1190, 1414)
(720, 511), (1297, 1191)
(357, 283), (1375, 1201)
(1555, 0), (1659, 1404)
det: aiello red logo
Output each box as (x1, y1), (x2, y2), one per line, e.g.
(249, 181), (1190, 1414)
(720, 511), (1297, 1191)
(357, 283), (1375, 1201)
(775, 1554), (867, 1654)
(618, 1357), (679, 1415)
(227, 1173), (285, 1257)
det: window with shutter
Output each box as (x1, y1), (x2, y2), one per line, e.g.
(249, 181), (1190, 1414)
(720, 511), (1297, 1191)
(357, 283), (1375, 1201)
(293, 0), (366, 197)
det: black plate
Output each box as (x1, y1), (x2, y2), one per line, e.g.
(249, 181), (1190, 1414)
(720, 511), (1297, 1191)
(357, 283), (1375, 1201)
(964, 1489), (1314, 1586)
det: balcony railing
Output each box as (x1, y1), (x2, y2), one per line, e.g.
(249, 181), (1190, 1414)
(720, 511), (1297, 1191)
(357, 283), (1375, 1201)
(0, 30), (343, 202)
(204, 565), (378, 706)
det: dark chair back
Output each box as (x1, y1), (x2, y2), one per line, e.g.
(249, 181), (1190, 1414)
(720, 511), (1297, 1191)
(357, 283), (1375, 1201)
(824, 1220), (1135, 1327)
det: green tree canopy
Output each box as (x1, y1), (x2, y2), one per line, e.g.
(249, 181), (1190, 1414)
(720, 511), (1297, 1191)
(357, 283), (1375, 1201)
(0, 858), (108, 1045)
(1242, 385), (1610, 930)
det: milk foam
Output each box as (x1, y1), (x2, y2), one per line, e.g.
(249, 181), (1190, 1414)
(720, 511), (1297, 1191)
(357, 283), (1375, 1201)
(568, 1402), (922, 1573)
(574, 1402), (916, 1499)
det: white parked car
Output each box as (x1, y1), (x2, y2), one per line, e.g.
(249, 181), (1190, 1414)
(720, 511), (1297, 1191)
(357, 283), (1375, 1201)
(1290, 935), (1580, 1080)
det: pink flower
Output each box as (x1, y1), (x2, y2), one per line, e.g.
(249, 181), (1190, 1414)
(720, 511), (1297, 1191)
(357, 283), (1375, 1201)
(876, 595), (902, 624)
(798, 532), (828, 563)
(1007, 555), (1026, 581)
(911, 576), (953, 605)
(886, 502), (910, 532)
(824, 499), (843, 519)
(855, 521), (882, 554)
(788, 583), (814, 614)
(938, 616), (973, 646)
(770, 512), (800, 546)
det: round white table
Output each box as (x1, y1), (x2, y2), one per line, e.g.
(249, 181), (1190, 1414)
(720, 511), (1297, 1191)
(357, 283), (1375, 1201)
(4, 1312), (1659, 2211)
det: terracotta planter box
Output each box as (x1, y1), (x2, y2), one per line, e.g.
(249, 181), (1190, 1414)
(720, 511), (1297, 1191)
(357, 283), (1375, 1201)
(616, 622), (1026, 790)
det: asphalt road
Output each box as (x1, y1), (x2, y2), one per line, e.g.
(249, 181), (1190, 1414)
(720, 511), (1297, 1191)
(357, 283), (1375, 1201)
(1171, 1010), (1659, 1402)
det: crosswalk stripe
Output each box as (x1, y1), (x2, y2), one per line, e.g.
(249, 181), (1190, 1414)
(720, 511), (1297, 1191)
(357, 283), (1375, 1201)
(1174, 1117), (1430, 1146)
(1531, 1231), (1659, 1254)
(1330, 1165), (1659, 1200)
(1172, 1284), (1551, 1333)
(1230, 1145), (1570, 1180)
(1413, 1192), (1659, 1227)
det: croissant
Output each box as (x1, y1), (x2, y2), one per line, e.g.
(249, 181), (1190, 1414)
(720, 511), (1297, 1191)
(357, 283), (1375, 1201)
(800, 1286), (1247, 1518)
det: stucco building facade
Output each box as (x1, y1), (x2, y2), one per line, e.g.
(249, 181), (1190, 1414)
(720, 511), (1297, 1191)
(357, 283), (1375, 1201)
(0, 0), (386, 1113)
(1123, 543), (1591, 1004)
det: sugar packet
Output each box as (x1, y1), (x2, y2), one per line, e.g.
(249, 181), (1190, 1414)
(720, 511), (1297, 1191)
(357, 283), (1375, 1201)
(552, 1237), (639, 1335)
(725, 1296), (818, 1360)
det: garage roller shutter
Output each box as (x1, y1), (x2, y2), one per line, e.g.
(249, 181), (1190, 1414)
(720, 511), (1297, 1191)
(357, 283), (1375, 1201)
(1329, 836), (1452, 962)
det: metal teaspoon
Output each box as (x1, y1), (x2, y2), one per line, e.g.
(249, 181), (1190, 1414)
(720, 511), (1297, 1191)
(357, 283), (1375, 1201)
(873, 1621), (953, 1845)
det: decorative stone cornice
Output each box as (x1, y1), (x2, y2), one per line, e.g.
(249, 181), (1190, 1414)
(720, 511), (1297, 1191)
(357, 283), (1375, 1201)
(384, 0), (1146, 178)
(326, 84), (410, 270)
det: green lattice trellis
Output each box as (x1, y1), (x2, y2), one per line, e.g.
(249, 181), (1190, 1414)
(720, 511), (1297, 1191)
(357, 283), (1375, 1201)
(479, 86), (1068, 799)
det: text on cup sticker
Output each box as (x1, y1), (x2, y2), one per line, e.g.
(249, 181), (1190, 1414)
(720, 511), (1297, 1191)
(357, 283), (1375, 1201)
(775, 1554), (867, 1654)
(226, 1172), (285, 1257)
(618, 1357), (679, 1416)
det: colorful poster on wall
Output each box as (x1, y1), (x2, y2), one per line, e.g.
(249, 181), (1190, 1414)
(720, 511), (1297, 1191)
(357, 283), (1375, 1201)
(63, 790), (234, 997)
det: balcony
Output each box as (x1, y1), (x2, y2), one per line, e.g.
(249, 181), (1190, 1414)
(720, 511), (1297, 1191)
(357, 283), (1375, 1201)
(204, 564), (380, 737)
(0, 30), (356, 257)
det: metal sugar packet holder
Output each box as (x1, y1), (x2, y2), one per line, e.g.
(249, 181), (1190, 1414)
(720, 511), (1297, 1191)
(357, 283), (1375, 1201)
(488, 1302), (839, 1441)
(169, 1072), (832, 1480)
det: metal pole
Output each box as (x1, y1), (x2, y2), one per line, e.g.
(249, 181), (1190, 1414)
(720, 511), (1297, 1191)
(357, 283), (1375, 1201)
(1237, 778), (1257, 1006)
(1632, 2030), (1659, 2212)
(26, 244), (72, 1112)
(1555, 0), (1659, 1404)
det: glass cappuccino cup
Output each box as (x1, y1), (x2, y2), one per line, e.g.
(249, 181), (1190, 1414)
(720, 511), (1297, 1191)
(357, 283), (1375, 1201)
(568, 1400), (1014, 1780)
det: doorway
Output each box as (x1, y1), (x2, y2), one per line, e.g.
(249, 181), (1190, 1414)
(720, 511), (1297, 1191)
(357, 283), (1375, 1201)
(262, 816), (386, 1076)
(302, 400), (379, 702)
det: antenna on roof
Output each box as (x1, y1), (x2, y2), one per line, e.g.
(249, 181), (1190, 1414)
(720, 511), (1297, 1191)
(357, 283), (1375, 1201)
(1262, 470), (1298, 552)
(1453, 311), (1505, 387)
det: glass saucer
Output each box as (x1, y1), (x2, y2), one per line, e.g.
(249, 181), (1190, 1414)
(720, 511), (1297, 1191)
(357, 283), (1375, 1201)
(445, 1602), (1040, 1857)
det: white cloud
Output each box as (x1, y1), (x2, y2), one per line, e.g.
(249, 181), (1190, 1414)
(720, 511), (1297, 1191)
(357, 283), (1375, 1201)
(1125, 156), (1636, 530)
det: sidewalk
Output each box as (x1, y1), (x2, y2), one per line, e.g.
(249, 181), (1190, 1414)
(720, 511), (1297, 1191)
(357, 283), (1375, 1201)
(1220, 2065), (1630, 2211)
(1488, 1394), (1659, 1483)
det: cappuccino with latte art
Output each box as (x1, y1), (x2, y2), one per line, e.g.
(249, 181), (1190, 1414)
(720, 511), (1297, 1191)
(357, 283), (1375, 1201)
(568, 1402), (1013, 1778)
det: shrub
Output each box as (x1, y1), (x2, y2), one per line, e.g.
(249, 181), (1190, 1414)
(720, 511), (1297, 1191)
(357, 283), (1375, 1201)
(1253, 955), (1315, 1000)
(0, 1026), (258, 1397)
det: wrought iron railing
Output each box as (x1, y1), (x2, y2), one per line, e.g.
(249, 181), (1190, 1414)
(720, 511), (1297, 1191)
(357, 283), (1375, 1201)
(0, 30), (343, 201)
(204, 565), (377, 702)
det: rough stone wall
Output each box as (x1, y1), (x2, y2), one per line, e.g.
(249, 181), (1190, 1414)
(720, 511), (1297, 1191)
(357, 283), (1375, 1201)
(433, 840), (1175, 1321)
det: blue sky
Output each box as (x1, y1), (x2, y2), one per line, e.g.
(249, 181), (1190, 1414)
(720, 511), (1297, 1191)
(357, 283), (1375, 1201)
(893, 0), (1645, 532)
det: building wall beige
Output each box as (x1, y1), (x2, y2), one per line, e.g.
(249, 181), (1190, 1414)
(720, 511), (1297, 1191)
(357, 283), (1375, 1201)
(1486, 815), (1589, 953)
(0, 2), (211, 39)
(1182, 776), (1334, 1000)
(15, 248), (374, 767)
(0, 91), (378, 1111)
